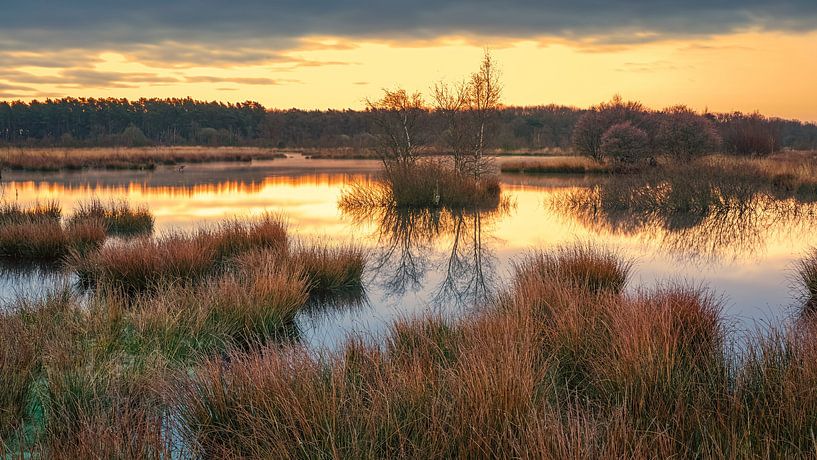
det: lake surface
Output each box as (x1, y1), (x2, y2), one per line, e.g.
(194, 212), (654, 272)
(2, 154), (814, 350)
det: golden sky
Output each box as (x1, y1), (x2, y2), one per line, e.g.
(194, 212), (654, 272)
(2, 5), (816, 121)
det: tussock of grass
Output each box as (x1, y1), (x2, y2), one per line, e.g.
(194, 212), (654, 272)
(289, 244), (366, 294)
(130, 265), (308, 358)
(0, 219), (106, 261)
(796, 247), (817, 312)
(37, 353), (169, 457)
(501, 156), (608, 174)
(69, 200), (154, 236)
(0, 201), (61, 224)
(0, 313), (36, 441)
(340, 160), (502, 211)
(514, 244), (632, 294)
(167, 245), (817, 457)
(72, 214), (287, 291)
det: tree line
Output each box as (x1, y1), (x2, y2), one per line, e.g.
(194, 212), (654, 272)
(1, 96), (816, 153)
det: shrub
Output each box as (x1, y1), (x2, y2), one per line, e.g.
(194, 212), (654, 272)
(718, 112), (780, 156)
(118, 125), (151, 147)
(656, 106), (722, 160)
(572, 96), (655, 162)
(600, 122), (650, 165)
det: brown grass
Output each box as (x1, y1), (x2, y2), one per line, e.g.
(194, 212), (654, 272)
(287, 243), (366, 295)
(129, 262), (308, 357)
(0, 146), (287, 171)
(501, 156), (609, 174)
(168, 245), (817, 457)
(340, 160), (502, 210)
(0, 313), (36, 441)
(0, 201), (61, 224)
(0, 218), (106, 261)
(72, 214), (287, 291)
(68, 200), (154, 236)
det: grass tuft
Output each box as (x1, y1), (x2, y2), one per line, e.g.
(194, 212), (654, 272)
(69, 200), (154, 236)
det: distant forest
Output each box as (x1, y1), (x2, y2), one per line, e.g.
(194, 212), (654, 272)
(2, 97), (816, 151)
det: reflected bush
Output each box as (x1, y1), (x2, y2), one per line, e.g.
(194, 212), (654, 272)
(549, 157), (817, 261)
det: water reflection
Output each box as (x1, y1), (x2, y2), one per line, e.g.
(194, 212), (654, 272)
(551, 183), (817, 264)
(343, 203), (509, 309)
(2, 157), (817, 349)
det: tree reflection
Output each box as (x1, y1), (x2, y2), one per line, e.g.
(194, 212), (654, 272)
(342, 202), (509, 307)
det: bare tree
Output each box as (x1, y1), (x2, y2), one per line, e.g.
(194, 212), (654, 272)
(432, 80), (470, 173)
(465, 50), (502, 178)
(366, 88), (428, 170)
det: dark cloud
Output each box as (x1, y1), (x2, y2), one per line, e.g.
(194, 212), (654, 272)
(2, 1), (816, 56)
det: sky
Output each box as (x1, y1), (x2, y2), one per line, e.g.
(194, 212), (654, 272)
(1, 1), (816, 121)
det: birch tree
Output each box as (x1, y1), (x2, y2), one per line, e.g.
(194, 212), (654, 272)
(366, 88), (427, 170)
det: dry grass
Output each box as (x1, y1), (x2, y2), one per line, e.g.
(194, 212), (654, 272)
(68, 200), (154, 236)
(0, 313), (36, 441)
(0, 146), (287, 171)
(0, 201), (61, 224)
(166, 245), (817, 457)
(340, 160), (502, 211)
(73, 214), (287, 291)
(7, 222), (817, 456)
(287, 243), (366, 295)
(0, 218), (106, 261)
(796, 247), (817, 313)
(130, 263), (308, 358)
(501, 156), (609, 174)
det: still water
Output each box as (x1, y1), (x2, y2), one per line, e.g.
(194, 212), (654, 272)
(1, 155), (814, 349)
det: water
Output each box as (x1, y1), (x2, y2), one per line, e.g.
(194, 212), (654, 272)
(2, 154), (813, 350)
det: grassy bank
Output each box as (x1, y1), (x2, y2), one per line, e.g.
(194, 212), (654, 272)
(0, 146), (287, 172)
